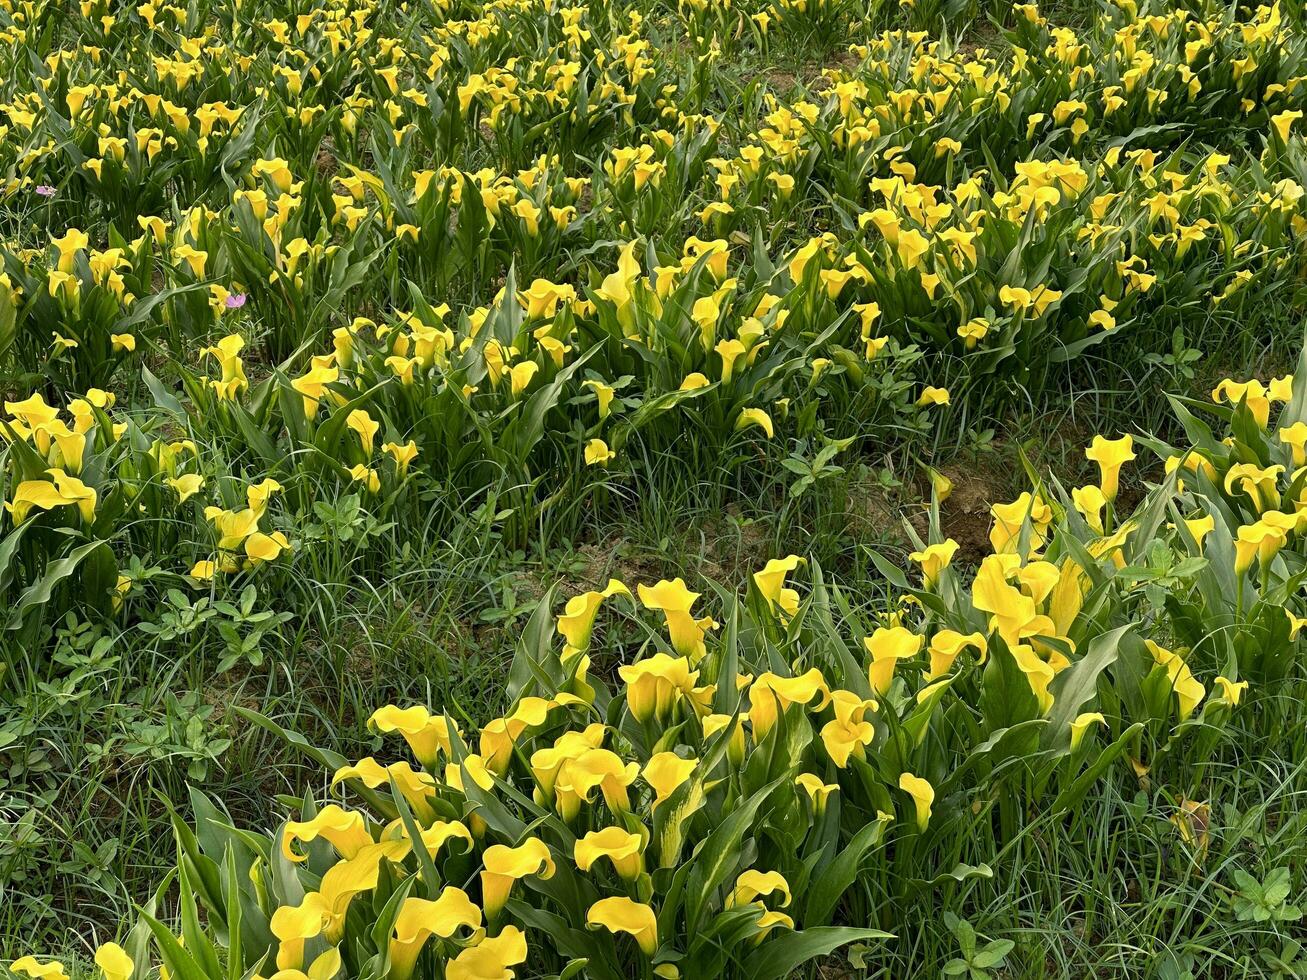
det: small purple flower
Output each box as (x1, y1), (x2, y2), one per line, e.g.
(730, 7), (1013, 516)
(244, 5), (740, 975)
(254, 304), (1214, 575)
(35, 185), (56, 198)
(225, 292), (247, 309)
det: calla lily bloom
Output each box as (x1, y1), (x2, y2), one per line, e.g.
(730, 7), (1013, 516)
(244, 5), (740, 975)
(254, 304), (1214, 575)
(558, 748), (640, 816)
(245, 530), (291, 564)
(6, 394), (61, 452)
(865, 626), (924, 694)
(584, 438), (615, 465)
(479, 714), (534, 776)
(637, 579), (712, 661)
(583, 379), (616, 418)
(1072, 484), (1108, 533)
(899, 772), (934, 830)
(348, 464), (381, 494)
(202, 335), (249, 400)
(332, 758), (439, 822)
(1069, 712), (1106, 750)
(10, 959), (70, 980)
(281, 804), (372, 862)
(715, 338), (746, 383)
(7, 469), (97, 524)
(619, 653), (698, 724)
(93, 945), (132, 980)
(752, 910), (796, 941)
(480, 838), (555, 919)
(380, 814), (476, 861)
(291, 365), (339, 418)
(1211, 378), (1273, 427)
(318, 840), (412, 941)
(518, 279), (576, 320)
(1085, 434), (1135, 501)
(508, 361), (538, 398)
(1182, 514), (1215, 551)
(735, 406), (774, 438)
(643, 751), (698, 808)
(729, 869), (792, 909)
(1011, 643), (1058, 713)
(346, 409), (379, 455)
(45, 420), (86, 473)
(795, 773), (839, 815)
(270, 894), (330, 970)
(189, 560), (218, 580)
(444, 926), (528, 980)
(1146, 640), (1205, 721)
(916, 386), (950, 407)
(166, 473), (205, 503)
(246, 478), (282, 515)
(381, 440), (419, 475)
(702, 712), (747, 765)
(749, 669), (831, 739)
(206, 506), (260, 550)
(1212, 676), (1248, 706)
(368, 705), (457, 769)
(557, 580), (628, 654)
(909, 540), (958, 587)
(575, 826), (644, 880)
(752, 555), (804, 617)
(587, 897), (658, 956)
(388, 889), (482, 980)
(971, 555), (1039, 643)
(1278, 422), (1307, 466)
(925, 630), (986, 680)
(596, 240), (643, 330)
(529, 725), (607, 802)
(1234, 520), (1287, 575)
(52, 228), (89, 272)
(989, 492), (1053, 555)
(1225, 463), (1284, 513)
(820, 706), (875, 767)
(1272, 108), (1303, 143)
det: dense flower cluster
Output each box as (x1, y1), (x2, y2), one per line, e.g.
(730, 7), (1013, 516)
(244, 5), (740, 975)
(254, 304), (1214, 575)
(11, 362), (1307, 974)
(3, 1), (1305, 589)
(4, 0), (1307, 972)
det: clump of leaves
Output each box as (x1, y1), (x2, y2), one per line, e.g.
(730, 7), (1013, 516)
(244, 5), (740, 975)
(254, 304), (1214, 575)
(942, 912), (1015, 979)
(1230, 867), (1303, 924)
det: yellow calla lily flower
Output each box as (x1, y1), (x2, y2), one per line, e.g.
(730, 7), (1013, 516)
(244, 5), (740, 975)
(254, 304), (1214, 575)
(368, 705), (457, 769)
(729, 869), (791, 908)
(479, 838), (555, 919)
(749, 669), (831, 740)
(795, 773), (839, 815)
(735, 406), (774, 438)
(557, 579), (629, 654)
(587, 897), (658, 956)
(1145, 640), (1205, 722)
(1085, 434), (1135, 501)
(899, 772), (934, 831)
(281, 804), (371, 863)
(575, 826), (644, 880)
(1069, 712), (1106, 750)
(619, 653), (698, 724)
(637, 578), (711, 661)
(388, 889), (482, 980)
(10, 958), (70, 980)
(642, 751), (698, 808)
(752, 555), (804, 617)
(93, 944), (133, 980)
(865, 626), (923, 695)
(908, 540), (958, 588)
(444, 926), (528, 980)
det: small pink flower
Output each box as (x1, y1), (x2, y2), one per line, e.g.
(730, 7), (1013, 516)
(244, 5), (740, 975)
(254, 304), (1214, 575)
(35, 185), (56, 198)
(225, 293), (247, 309)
